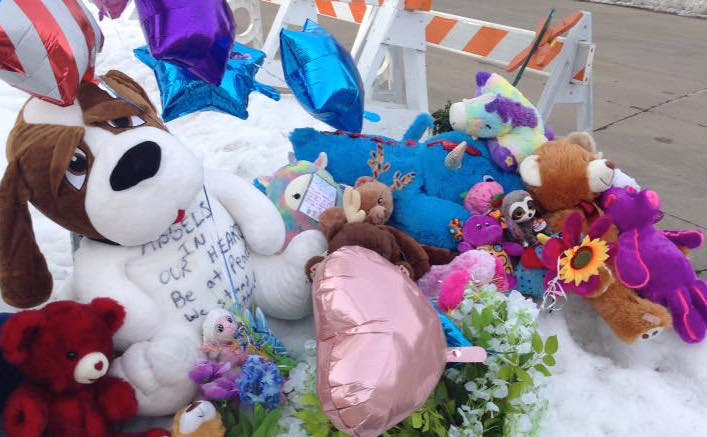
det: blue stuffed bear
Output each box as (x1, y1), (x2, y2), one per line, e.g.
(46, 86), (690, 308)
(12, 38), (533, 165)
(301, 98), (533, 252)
(290, 115), (524, 250)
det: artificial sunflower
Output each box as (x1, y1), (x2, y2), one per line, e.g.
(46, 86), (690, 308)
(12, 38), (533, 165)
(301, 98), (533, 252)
(558, 236), (610, 286)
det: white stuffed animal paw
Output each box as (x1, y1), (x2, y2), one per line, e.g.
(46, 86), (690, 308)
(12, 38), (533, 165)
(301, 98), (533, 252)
(253, 229), (327, 320)
(110, 337), (200, 416)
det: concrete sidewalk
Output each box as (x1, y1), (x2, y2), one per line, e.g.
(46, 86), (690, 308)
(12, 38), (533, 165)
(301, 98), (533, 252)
(260, 0), (707, 273)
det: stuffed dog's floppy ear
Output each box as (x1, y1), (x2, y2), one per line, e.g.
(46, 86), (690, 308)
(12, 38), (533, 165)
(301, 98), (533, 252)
(0, 309), (46, 365)
(0, 160), (52, 308)
(102, 70), (157, 113)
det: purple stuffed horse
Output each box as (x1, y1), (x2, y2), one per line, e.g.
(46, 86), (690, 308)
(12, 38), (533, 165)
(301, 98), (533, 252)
(602, 187), (707, 343)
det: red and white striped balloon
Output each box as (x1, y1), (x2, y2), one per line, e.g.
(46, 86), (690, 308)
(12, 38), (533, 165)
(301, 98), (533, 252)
(0, 0), (104, 106)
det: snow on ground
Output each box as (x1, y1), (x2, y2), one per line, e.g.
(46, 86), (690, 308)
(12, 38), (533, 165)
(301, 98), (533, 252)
(1, 11), (706, 437)
(584, 0), (707, 17)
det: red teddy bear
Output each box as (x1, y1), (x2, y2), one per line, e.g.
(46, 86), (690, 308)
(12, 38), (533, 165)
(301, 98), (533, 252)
(0, 298), (168, 437)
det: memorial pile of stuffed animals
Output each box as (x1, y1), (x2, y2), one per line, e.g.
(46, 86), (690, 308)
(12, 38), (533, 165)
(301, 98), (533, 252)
(0, 3), (704, 435)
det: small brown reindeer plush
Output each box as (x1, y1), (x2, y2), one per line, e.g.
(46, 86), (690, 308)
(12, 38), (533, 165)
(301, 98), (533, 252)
(348, 144), (416, 225)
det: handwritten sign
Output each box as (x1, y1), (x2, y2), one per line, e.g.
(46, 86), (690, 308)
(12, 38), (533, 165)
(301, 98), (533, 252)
(299, 173), (338, 221)
(128, 190), (255, 328)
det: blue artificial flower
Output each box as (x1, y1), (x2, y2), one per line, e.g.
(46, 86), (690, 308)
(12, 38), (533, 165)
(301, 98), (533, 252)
(237, 355), (284, 409)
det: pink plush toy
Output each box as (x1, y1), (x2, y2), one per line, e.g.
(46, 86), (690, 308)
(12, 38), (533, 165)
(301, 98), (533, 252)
(418, 250), (498, 300)
(602, 187), (707, 344)
(463, 181), (504, 215)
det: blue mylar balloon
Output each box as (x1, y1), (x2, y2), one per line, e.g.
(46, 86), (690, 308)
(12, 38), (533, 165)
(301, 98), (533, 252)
(280, 19), (364, 132)
(437, 309), (472, 348)
(135, 43), (280, 122)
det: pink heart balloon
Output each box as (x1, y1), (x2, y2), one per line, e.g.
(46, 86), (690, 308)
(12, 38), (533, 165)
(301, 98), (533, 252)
(313, 246), (446, 437)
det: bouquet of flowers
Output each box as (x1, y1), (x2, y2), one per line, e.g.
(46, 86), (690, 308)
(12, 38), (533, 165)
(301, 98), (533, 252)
(187, 307), (293, 437)
(277, 283), (558, 437)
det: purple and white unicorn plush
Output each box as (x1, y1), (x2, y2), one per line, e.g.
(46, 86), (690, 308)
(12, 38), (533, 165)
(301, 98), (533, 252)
(602, 187), (707, 343)
(449, 72), (551, 172)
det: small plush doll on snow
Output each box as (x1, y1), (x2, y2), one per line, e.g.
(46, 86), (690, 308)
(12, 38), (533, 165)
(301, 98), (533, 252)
(602, 187), (707, 343)
(172, 401), (224, 437)
(449, 72), (550, 172)
(0, 298), (168, 437)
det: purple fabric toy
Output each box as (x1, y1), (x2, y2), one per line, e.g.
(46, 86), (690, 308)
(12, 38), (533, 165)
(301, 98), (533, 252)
(602, 187), (707, 343)
(457, 215), (524, 289)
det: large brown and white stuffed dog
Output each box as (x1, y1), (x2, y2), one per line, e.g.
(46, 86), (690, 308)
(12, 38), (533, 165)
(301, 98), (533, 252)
(0, 71), (325, 415)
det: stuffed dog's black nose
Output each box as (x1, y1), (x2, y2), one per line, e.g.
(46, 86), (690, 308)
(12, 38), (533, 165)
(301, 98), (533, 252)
(110, 141), (161, 191)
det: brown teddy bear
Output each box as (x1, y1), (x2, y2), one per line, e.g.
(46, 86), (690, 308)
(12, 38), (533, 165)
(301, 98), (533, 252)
(519, 132), (672, 343)
(345, 142), (415, 225)
(306, 186), (456, 280)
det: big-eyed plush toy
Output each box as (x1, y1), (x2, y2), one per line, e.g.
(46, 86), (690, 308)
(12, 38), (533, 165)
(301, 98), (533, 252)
(0, 298), (168, 437)
(0, 71), (325, 414)
(602, 187), (707, 343)
(255, 151), (342, 247)
(518, 133), (672, 342)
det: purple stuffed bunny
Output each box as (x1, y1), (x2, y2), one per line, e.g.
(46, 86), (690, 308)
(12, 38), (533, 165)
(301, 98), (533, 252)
(458, 215), (524, 289)
(602, 187), (707, 343)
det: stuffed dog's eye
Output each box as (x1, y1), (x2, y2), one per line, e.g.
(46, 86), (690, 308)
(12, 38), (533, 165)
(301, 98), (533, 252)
(482, 175), (495, 182)
(65, 149), (88, 191)
(107, 115), (145, 129)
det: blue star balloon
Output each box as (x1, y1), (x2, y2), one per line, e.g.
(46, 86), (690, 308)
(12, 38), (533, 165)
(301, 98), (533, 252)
(135, 43), (280, 122)
(280, 19), (364, 132)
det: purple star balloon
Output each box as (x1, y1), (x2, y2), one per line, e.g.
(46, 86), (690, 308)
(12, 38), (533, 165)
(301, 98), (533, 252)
(135, 0), (236, 85)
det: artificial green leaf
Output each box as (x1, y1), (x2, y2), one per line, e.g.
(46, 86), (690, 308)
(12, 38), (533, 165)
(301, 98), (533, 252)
(223, 409), (237, 428)
(254, 403), (265, 424)
(471, 308), (483, 330)
(508, 382), (524, 400)
(411, 412), (423, 428)
(300, 393), (322, 407)
(543, 354), (557, 366)
(515, 368), (533, 385)
(498, 366), (513, 380)
(481, 306), (494, 326)
(519, 352), (534, 366)
(531, 332), (543, 353)
(534, 363), (552, 377)
(253, 409), (283, 437)
(545, 335), (559, 354)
